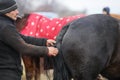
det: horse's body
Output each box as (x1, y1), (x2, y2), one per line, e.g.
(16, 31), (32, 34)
(53, 14), (120, 80)
(16, 13), (85, 80)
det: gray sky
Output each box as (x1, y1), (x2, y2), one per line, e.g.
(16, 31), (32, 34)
(16, 0), (120, 15)
(57, 0), (120, 14)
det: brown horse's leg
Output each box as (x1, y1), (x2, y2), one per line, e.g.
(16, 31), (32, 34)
(33, 57), (40, 80)
(40, 58), (45, 80)
(22, 56), (35, 80)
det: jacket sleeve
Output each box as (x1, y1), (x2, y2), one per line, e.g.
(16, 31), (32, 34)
(0, 25), (48, 57)
(20, 34), (47, 46)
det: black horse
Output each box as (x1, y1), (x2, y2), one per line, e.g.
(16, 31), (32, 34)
(52, 14), (120, 80)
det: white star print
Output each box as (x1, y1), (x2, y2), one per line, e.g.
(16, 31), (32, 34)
(31, 22), (35, 26)
(60, 18), (63, 20)
(52, 27), (55, 30)
(58, 24), (62, 26)
(36, 33), (39, 36)
(46, 33), (49, 36)
(36, 16), (39, 19)
(46, 26), (50, 29)
(54, 36), (56, 39)
(56, 21), (59, 24)
(30, 32), (33, 34)
(66, 19), (70, 22)
(40, 29), (43, 32)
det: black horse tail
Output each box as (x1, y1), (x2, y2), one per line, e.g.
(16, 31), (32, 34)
(53, 23), (71, 80)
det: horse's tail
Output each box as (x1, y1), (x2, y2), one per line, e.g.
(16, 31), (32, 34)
(53, 23), (71, 80)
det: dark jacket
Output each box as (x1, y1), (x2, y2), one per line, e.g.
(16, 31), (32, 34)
(0, 15), (48, 76)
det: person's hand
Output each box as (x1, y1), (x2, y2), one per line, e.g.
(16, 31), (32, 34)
(46, 39), (56, 46)
(47, 47), (58, 56)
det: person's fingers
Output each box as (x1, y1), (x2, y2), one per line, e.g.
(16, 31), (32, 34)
(50, 42), (54, 46)
(47, 47), (58, 56)
(47, 40), (56, 46)
(49, 40), (56, 43)
(53, 54), (56, 56)
(53, 53), (57, 56)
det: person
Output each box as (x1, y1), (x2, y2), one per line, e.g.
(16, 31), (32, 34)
(0, 0), (58, 80)
(102, 7), (110, 15)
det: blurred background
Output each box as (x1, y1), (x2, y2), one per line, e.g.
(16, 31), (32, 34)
(15, 0), (120, 17)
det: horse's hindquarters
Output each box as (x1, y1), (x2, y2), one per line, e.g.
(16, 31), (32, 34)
(60, 14), (119, 80)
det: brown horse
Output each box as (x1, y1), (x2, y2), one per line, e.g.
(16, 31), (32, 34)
(111, 14), (120, 20)
(16, 13), (85, 80)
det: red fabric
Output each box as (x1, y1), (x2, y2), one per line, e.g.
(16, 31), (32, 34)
(20, 13), (85, 40)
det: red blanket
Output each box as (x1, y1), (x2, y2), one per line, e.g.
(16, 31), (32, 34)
(20, 13), (85, 40)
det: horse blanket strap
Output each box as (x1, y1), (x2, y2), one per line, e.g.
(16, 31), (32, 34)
(20, 13), (85, 40)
